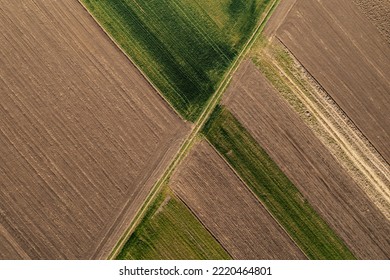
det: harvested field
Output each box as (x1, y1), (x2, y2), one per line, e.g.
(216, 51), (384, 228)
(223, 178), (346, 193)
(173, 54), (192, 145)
(117, 188), (230, 260)
(223, 61), (390, 259)
(81, 0), (271, 121)
(0, 0), (188, 259)
(171, 141), (306, 260)
(277, 0), (390, 163)
(353, 0), (390, 43)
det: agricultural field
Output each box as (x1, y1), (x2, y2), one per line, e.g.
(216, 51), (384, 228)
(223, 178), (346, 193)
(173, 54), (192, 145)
(0, 0), (188, 259)
(262, 0), (296, 37)
(171, 141), (305, 260)
(250, 38), (390, 219)
(277, 0), (390, 163)
(1, 0), (388, 263)
(81, 0), (271, 121)
(353, 0), (390, 43)
(222, 61), (390, 259)
(116, 187), (230, 260)
(202, 105), (355, 259)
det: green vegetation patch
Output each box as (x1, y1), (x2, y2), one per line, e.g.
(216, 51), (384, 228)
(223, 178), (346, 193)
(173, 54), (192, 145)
(202, 105), (355, 260)
(116, 188), (230, 260)
(82, 0), (270, 121)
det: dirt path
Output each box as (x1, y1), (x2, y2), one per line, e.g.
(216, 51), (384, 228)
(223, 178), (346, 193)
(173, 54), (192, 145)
(0, 0), (189, 259)
(277, 0), (390, 163)
(260, 0), (390, 217)
(261, 45), (390, 218)
(107, 0), (281, 259)
(223, 61), (390, 259)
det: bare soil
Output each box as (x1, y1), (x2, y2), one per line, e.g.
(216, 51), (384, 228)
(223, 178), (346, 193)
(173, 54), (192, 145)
(353, 0), (390, 43)
(251, 38), (390, 219)
(223, 61), (390, 259)
(263, 0), (297, 38)
(0, 0), (189, 259)
(171, 141), (306, 260)
(276, 0), (390, 163)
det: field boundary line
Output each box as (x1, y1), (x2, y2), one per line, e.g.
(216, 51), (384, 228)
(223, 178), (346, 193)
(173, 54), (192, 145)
(259, 40), (390, 216)
(275, 38), (389, 166)
(273, 40), (390, 182)
(203, 138), (309, 259)
(107, 0), (281, 259)
(173, 192), (234, 260)
(263, 0), (296, 38)
(76, 0), (185, 121)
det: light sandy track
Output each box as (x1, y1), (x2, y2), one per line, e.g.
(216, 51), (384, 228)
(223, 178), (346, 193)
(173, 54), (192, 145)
(0, 0), (188, 259)
(171, 141), (306, 260)
(257, 43), (390, 218)
(107, 0), (281, 259)
(277, 0), (390, 163)
(223, 61), (390, 259)
(260, 0), (390, 218)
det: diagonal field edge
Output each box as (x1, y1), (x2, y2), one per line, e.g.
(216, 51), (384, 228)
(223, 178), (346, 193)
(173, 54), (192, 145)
(107, 0), (281, 260)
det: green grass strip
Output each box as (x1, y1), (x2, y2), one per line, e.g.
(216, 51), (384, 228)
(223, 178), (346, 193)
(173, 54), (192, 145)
(202, 105), (356, 260)
(81, 0), (268, 121)
(116, 188), (231, 260)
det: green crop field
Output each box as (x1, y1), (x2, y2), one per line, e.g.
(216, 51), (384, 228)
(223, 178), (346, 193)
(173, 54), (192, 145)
(81, 0), (270, 121)
(116, 188), (231, 260)
(202, 105), (356, 260)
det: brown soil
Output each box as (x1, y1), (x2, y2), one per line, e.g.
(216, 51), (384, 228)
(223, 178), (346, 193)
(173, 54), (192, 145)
(251, 38), (390, 219)
(171, 141), (306, 260)
(263, 0), (297, 38)
(0, 0), (189, 259)
(223, 61), (390, 259)
(276, 0), (390, 163)
(353, 0), (390, 43)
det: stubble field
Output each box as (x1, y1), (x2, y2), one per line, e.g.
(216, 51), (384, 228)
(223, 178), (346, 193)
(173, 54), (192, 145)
(0, 0), (188, 259)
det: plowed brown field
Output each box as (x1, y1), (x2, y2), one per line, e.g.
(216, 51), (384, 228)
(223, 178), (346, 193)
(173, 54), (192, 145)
(0, 0), (188, 259)
(171, 141), (306, 260)
(277, 0), (390, 163)
(223, 61), (390, 259)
